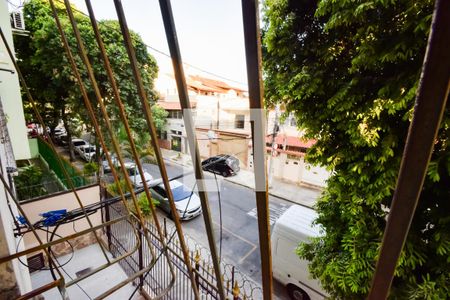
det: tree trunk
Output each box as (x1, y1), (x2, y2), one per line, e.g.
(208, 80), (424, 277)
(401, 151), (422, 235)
(62, 107), (75, 162)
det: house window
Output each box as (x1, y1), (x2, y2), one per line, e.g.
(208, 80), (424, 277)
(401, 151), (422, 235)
(235, 114), (245, 129)
(161, 131), (167, 140)
(286, 145), (308, 153)
(168, 110), (182, 119)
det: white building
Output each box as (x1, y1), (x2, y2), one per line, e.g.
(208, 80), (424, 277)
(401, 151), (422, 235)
(156, 73), (250, 154)
(155, 72), (330, 187)
(0, 1), (33, 296)
(0, 1), (30, 160)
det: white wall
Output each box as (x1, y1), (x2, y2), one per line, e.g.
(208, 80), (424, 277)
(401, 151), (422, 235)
(22, 185), (101, 250)
(0, 1), (31, 160)
(0, 1), (33, 296)
(266, 153), (329, 188)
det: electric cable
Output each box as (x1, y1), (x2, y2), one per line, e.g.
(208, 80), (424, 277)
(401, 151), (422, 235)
(14, 228), (74, 272)
(46, 224), (93, 300)
(53, 0), (247, 87)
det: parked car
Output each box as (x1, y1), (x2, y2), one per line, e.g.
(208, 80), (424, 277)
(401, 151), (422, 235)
(57, 134), (69, 146)
(70, 138), (89, 149)
(201, 155), (240, 177)
(75, 144), (97, 162)
(271, 205), (328, 300)
(53, 127), (66, 137)
(103, 161), (153, 188)
(149, 180), (202, 221)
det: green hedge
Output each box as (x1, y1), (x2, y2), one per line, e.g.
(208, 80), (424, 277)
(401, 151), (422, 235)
(37, 137), (86, 188)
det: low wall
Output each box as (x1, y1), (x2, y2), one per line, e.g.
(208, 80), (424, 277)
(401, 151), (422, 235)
(21, 185), (102, 257)
(28, 138), (39, 158)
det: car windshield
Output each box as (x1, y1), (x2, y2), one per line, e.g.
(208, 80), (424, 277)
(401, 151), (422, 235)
(127, 167), (137, 176)
(73, 141), (86, 146)
(172, 185), (193, 202)
(84, 147), (95, 153)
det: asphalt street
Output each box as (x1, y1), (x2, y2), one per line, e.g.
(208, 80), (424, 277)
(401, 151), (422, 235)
(143, 160), (321, 299)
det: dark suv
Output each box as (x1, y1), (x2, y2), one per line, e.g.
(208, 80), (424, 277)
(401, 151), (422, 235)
(201, 155), (240, 177)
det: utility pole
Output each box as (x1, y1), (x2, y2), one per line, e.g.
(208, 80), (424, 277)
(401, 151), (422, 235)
(268, 104), (280, 188)
(216, 99), (220, 130)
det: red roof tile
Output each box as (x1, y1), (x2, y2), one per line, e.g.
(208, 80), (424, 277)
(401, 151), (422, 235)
(157, 101), (196, 110)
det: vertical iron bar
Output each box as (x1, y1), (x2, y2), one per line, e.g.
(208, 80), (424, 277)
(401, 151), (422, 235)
(60, 0), (155, 259)
(241, 0), (273, 299)
(368, 0), (450, 299)
(79, 3), (182, 293)
(138, 223), (144, 290)
(157, 0), (226, 298)
(111, 1), (201, 298)
(104, 198), (112, 250)
(164, 217), (167, 238)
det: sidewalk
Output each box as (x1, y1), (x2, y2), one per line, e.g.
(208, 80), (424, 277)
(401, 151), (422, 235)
(161, 149), (322, 208)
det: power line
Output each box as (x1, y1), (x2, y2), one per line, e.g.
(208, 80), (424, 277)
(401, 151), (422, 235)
(54, 0), (247, 87)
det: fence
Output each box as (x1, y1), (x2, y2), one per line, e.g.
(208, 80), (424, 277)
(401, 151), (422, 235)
(104, 200), (262, 299)
(16, 175), (98, 201)
(37, 137), (87, 187)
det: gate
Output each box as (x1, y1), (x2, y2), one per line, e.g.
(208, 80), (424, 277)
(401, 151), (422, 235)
(104, 200), (262, 299)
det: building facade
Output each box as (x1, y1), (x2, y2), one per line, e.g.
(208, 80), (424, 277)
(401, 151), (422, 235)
(156, 72), (329, 187)
(0, 1), (33, 296)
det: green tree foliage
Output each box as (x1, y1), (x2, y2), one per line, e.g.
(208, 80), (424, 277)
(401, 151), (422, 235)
(114, 105), (168, 164)
(15, 0), (159, 153)
(263, 0), (449, 298)
(14, 164), (46, 200)
(137, 192), (159, 217)
(106, 180), (158, 217)
(83, 161), (98, 176)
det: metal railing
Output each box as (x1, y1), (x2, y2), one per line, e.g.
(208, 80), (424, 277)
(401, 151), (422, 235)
(15, 175), (98, 201)
(105, 199), (263, 299)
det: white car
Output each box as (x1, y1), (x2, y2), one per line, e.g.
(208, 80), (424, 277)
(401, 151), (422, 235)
(70, 138), (89, 149)
(75, 145), (97, 162)
(103, 161), (153, 188)
(125, 163), (154, 187)
(149, 180), (202, 221)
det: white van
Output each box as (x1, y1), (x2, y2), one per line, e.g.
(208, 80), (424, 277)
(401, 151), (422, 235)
(271, 205), (327, 300)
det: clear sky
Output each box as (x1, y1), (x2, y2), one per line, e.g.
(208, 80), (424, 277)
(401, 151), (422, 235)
(59, 0), (249, 87)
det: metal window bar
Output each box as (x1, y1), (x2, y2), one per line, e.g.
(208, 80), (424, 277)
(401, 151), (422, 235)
(157, 0), (226, 298)
(1, 9), (159, 300)
(368, 0), (450, 298)
(0, 22), (112, 265)
(47, 0), (180, 297)
(240, 0), (273, 299)
(110, 0), (203, 298)
(81, 0), (201, 297)
(0, 171), (67, 299)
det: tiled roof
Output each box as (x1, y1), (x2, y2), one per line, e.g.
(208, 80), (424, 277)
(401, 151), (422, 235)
(189, 75), (247, 93)
(157, 101), (196, 110)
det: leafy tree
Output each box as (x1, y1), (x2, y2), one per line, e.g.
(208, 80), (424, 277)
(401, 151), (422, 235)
(14, 164), (46, 200)
(115, 105), (167, 164)
(137, 192), (159, 217)
(151, 104), (169, 134)
(106, 180), (158, 217)
(83, 161), (98, 176)
(15, 0), (159, 160)
(263, 0), (449, 298)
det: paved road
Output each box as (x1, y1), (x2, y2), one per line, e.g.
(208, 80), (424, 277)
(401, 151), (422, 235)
(142, 160), (320, 299)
